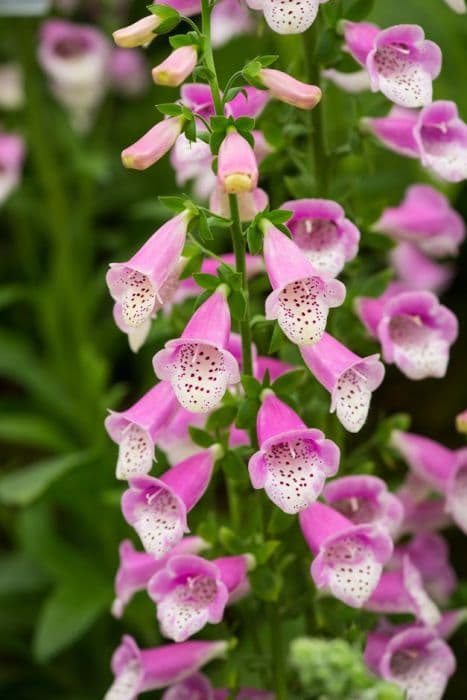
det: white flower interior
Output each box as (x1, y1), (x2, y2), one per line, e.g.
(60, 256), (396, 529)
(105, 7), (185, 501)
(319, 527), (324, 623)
(374, 44), (432, 108)
(323, 536), (382, 607)
(120, 269), (157, 328)
(262, 0), (319, 35)
(116, 424), (153, 480)
(158, 575), (218, 642)
(135, 489), (183, 558)
(171, 343), (229, 413)
(104, 660), (140, 700)
(335, 367), (372, 433)
(293, 219), (346, 277)
(277, 278), (329, 346)
(389, 315), (448, 380)
(390, 648), (448, 700)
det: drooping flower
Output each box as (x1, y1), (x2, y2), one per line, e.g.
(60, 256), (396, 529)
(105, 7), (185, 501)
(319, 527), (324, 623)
(105, 381), (179, 480)
(148, 553), (251, 641)
(112, 536), (207, 618)
(121, 116), (184, 170)
(262, 222), (346, 346)
(246, 0), (330, 35)
(162, 674), (274, 700)
(396, 474), (452, 536)
(112, 14), (161, 49)
(373, 184), (465, 257)
(0, 132), (25, 206)
(390, 243), (454, 295)
(341, 20), (380, 66)
(121, 447), (218, 557)
(257, 68), (321, 109)
(211, 0), (255, 48)
(105, 635), (228, 699)
(360, 106), (421, 158)
(323, 475), (403, 535)
(366, 25), (442, 108)
(282, 198), (360, 277)
(210, 186), (268, 221)
(364, 626), (455, 700)
(152, 46), (198, 87)
(217, 131), (259, 195)
(365, 555), (440, 626)
(392, 533), (457, 605)
(248, 393), (339, 513)
(301, 333), (385, 433)
(38, 19), (111, 131)
(357, 289), (458, 380)
(153, 288), (240, 413)
(107, 211), (191, 333)
(109, 48), (148, 97)
(413, 101), (467, 182)
(299, 501), (393, 607)
(322, 67), (371, 94)
(443, 0), (466, 11)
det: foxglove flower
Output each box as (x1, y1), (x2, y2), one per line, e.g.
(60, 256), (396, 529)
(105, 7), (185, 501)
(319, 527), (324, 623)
(246, 0), (330, 35)
(322, 68), (371, 94)
(157, 407), (207, 465)
(361, 106), (420, 158)
(366, 555), (441, 625)
(38, 19), (111, 131)
(248, 393), (339, 513)
(105, 381), (179, 480)
(153, 289), (240, 413)
(217, 131), (258, 194)
(112, 14), (161, 48)
(357, 289), (458, 380)
(121, 447), (218, 557)
(391, 430), (457, 492)
(366, 25), (442, 108)
(364, 626), (455, 700)
(163, 674), (273, 700)
(152, 46), (198, 87)
(301, 333), (385, 433)
(148, 554), (251, 641)
(390, 243), (454, 295)
(211, 0), (255, 48)
(341, 20), (380, 66)
(373, 184), (465, 257)
(396, 474), (451, 536)
(112, 536), (207, 618)
(282, 198), (360, 277)
(392, 533), (457, 605)
(171, 134), (216, 199)
(323, 475), (403, 535)
(257, 68), (321, 109)
(443, 0), (466, 11)
(105, 635), (228, 699)
(299, 502), (393, 607)
(414, 101), (467, 182)
(0, 132), (25, 206)
(107, 211), (191, 332)
(210, 186), (268, 222)
(109, 48), (148, 97)
(263, 222), (346, 346)
(122, 116), (184, 170)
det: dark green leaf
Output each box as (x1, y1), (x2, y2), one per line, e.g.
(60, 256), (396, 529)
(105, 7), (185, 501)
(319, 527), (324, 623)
(188, 426), (215, 448)
(246, 222), (263, 255)
(268, 323), (286, 354)
(229, 289), (247, 321)
(206, 405), (238, 431)
(192, 272), (220, 290)
(272, 368), (305, 395)
(156, 102), (183, 117)
(357, 268), (393, 298)
(221, 450), (248, 484)
(236, 397), (260, 429)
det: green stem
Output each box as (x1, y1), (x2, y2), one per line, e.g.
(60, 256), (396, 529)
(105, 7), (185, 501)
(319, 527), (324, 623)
(303, 20), (328, 196)
(201, 0), (223, 115)
(270, 603), (287, 700)
(228, 194), (254, 377)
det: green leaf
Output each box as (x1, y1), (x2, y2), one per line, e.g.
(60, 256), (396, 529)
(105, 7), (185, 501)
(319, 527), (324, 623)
(0, 413), (72, 451)
(0, 553), (49, 594)
(33, 578), (111, 662)
(0, 451), (94, 506)
(241, 375), (262, 398)
(192, 273), (220, 290)
(188, 426), (214, 448)
(147, 4), (181, 33)
(156, 102), (183, 117)
(198, 210), (214, 241)
(184, 118), (197, 142)
(206, 405), (238, 432)
(257, 54), (278, 67)
(229, 289), (247, 321)
(159, 195), (190, 213)
(221, 450), (248, 485)
(236, 397), (260, 429)
(218, 526), (245, 554)
(265, 209), (293, 225)
(169, 32), (198, 49)
(253, 539), (281, 565)
(246, 222), (263, 255)
(180, 252), (203, 279)
(272, 368), (305, 395)
(357, 268), (393, 298)
(268, 323), (286, 354)
(234, 116), (255, 132)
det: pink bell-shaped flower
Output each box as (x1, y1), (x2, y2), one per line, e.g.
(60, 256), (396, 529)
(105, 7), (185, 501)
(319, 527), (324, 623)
(299, 502), (393, 608)
(153, 288), (240, 413)
(282, 198), (360, 277)
(263, 222), (346, 346)
(152, 46), (198, 87)
(341, 20), (380, 66)
(217, 131), (259, 195)
(390, 243), (454, 295)
(121, 447), (219, 557)
(122, 116), (184, 170)
(162, 673), (274, 700)
(323, 475), (403, 536)
(246, 0), (330, 35)
(148, 554), (252, 641)
(396, 474), (452, 536)
(361, 105), (420, 158)
(107, 212), (191, 332)
(105, 381), (179, 480)
(413, 100), (467, 182)
(248, 393), (339, 514)
(112, 536), (207, 618)
(301, 333), (385, 432)
(258, 68), (321, 109)
(112, 14), (160, 49)
(105, 635), (228, 699)
(364, 626), (455, 700)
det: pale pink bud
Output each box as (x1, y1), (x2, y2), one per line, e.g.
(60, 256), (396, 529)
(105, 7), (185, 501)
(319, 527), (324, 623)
(152, 45), (198, 87)
(217, 131), (258, 194)
(259, 68), (321, 109)
(122, 116), (184, 170)
(113, 15), (160, 49)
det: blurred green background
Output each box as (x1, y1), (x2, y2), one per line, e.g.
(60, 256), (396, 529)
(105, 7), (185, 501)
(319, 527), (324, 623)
(1, 0), (466, 697)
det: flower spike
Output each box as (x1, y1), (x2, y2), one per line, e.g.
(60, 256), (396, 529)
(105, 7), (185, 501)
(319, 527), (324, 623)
(121, 447), (218, 557)
(153, 288), (240, 413)
(248, 393), (339, 514)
